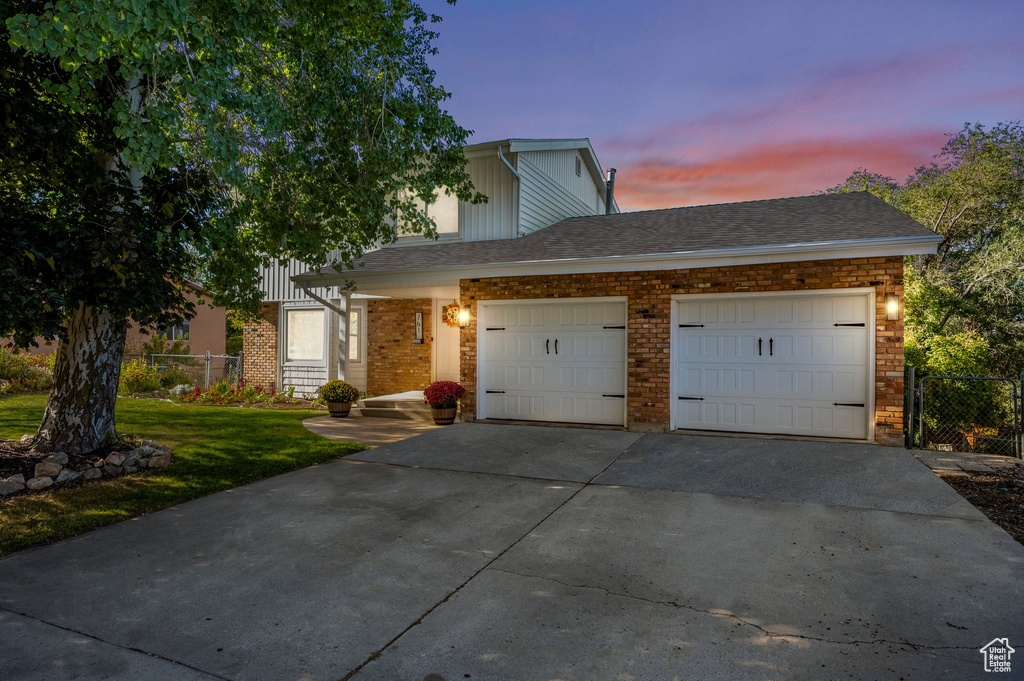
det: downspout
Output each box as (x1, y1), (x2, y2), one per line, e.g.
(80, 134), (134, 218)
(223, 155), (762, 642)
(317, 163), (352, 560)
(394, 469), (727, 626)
(497, 145), (521, 237)
(300, 285), (345, 315)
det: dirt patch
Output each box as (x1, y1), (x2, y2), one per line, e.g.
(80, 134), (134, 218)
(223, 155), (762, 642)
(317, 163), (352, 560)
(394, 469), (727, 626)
(940, 467), (1024, 546)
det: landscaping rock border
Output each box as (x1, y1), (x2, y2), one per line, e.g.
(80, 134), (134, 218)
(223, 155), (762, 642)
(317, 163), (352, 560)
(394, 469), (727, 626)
(0, 440), (172, 499)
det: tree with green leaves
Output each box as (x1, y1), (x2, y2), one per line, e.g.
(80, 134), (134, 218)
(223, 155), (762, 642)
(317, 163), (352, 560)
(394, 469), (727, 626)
(830, 122), (1024, 378)
(2, 0), (480, 453)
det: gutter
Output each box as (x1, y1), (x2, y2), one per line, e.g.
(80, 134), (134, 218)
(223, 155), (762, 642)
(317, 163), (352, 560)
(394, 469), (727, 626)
(291, 234), (942, 287)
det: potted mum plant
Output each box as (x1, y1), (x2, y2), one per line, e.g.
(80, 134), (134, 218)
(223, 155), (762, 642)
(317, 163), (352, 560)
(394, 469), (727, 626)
(318, 379), (360, 418)
(423, 380), (465, 425)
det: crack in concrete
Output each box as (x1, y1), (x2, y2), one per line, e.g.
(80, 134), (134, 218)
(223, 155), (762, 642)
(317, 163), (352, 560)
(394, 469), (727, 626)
(0, 605), (233, 680)
(487, 567), (976, 653)
(339, 436), (646, 680)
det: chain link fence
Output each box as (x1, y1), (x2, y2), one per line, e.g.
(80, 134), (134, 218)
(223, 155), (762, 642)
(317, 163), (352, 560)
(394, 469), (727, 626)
(125, 352), (242, 389)
(906, 368), (1022, 458)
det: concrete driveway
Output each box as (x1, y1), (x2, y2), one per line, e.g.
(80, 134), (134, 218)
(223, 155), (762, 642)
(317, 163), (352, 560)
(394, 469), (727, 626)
(1, 424), (1022, 680)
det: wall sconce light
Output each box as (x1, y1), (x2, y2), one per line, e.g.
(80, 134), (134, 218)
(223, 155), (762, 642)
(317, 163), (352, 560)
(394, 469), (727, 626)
(884, 292), (900, 321)
(458, 306), (471, 328)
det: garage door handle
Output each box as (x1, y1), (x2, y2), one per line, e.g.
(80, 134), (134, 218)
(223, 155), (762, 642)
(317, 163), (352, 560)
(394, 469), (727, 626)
(758, 338), (762, 356)
(769, 337), (773, 356)
(546, 339), (550, 354)
(554, 339), (558, 354)
(833, 402), (865, 407)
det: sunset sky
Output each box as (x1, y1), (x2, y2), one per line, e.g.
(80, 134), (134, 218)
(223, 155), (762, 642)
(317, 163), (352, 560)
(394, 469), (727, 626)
(421, 0), (1024, 211)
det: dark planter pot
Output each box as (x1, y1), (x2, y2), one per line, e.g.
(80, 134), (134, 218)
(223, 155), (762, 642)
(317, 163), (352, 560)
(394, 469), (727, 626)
(430, 405), (458, 425)
(327, 402), (352, 418)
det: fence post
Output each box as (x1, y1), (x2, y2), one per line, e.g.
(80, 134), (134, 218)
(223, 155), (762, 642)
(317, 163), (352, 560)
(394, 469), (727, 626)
(906, 366), (915, 449)
(917, 376), (926, 451)
(204, 351), (211, 389)
(238, 350), (243, 381)
(1019, 372), (1024, 459)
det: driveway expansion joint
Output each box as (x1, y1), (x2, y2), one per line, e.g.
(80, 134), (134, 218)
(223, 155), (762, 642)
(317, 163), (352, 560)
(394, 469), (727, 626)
(485, 568), (976, 652)
(0, 604), (233, 681)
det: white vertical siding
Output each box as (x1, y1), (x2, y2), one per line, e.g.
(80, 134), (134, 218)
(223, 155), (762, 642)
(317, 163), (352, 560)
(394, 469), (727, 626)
(461, 155), (517, 242)
(259, 256), (342, 303)
(518, 154), (598, 235)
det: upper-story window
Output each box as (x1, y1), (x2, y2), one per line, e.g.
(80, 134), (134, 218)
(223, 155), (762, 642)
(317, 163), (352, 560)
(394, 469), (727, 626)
(397, 188), (459, 238)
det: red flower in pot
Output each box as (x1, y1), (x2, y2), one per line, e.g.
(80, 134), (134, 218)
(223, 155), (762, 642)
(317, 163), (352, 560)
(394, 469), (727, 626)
(423, 381), (465, 425)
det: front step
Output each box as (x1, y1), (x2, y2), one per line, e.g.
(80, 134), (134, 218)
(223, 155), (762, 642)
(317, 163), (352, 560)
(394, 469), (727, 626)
(357, 397), (432, 421)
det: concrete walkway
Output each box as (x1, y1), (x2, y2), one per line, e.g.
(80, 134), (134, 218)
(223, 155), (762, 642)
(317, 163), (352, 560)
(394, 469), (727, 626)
(914, 448), (1024, 475)
(1, 424), (1021, 680)
(302, 413), (442, 447)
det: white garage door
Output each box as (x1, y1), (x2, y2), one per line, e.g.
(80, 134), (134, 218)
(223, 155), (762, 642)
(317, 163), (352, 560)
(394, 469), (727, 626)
(674, 292), (871, 439)
(480, 300), (627, 426)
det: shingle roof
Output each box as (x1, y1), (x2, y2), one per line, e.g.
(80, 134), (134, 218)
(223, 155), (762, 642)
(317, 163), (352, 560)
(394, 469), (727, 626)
(312, 192), (937, 278)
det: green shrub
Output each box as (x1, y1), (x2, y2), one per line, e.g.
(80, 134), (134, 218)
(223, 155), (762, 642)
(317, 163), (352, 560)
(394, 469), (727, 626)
(158, 366), (194, 389)
(119, 360), (161, 394)
(318, 380), (359, 404)
(0, 348), (53, 394)
(141, 333), (191, 356)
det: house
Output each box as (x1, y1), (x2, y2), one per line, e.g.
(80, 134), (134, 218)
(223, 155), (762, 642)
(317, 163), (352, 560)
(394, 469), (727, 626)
(13, 283), (227, 358)
(247, 137), (942, 446)
(245, 138), (617, 396)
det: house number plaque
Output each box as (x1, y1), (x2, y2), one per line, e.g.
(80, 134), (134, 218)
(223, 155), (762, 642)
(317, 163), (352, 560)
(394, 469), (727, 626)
(413, 312), (423, 344)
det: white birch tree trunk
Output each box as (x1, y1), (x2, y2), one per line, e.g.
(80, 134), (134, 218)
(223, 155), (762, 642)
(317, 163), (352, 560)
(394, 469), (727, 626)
(34, 304), (127, 453)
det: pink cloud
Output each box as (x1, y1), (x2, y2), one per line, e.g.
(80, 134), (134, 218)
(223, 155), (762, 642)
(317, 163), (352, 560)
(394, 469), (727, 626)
(613, 131), (947, 210)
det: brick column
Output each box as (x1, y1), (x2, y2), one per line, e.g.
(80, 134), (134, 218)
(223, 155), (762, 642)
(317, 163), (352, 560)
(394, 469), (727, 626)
(242, 302), (279, 389)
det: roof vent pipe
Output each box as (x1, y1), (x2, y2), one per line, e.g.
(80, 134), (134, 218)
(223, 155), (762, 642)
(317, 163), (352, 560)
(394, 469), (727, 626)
(605, 168), (616, 214)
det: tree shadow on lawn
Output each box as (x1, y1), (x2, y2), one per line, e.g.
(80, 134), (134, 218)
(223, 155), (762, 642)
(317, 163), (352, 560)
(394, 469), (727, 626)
(0, 395), (366, 556)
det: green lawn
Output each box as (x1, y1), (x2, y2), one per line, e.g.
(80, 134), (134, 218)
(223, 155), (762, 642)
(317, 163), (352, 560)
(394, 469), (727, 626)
(0, 394), (365, 556)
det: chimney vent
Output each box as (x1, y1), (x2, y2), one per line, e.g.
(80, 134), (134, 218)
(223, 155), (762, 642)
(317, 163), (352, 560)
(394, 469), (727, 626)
(605, 168), (617, 215)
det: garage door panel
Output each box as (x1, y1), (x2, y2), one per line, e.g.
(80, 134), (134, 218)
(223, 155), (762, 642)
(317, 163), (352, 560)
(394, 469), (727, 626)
(771, 401), (861, 437)
(763, 364), (865, 401)
(556, 334), (624, 360)
(679, 334), (758, 362)
(677, 398), (758, 430)
(678, 367), (758, 397)
(675, 293), (871, 439)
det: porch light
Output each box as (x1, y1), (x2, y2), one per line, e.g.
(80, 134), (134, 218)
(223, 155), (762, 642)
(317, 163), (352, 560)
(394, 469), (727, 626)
(884, 292), (900, 321)
(458, 306), (471, 328)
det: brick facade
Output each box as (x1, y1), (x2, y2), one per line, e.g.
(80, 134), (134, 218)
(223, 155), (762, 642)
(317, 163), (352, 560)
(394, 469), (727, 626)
(459, 257), (905, 446)
(242, 302), (279, 389)
(367, 298), (433, 395)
